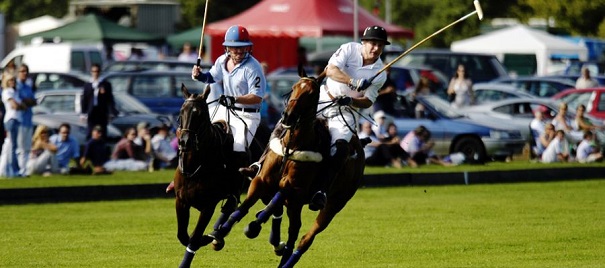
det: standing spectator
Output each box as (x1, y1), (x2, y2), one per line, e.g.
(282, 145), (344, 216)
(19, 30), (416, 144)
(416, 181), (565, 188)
(151, 124), (177, 170)
(412, 76), (432, 118)
(0, 73), (23, 177)
(16, 64), (36, 177)
(49, 123), (81, 174)
(447, 64), (474, 109)
(575, 67), (599, 89)
(80, 125), (111, 175)
(104, 127), (148, 171)
(373, 67), (399, 117)
(81, 63), (118, 139)
(25, 125), (58, 177)
(259, 62), (273, 126)
(541, 130), (570, 163)
(576, 131), (603, 163)
(178, 42), (199, 63)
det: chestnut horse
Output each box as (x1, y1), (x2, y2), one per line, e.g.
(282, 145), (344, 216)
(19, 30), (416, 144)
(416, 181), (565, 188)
(211, 65), (366, 267)
(173, 84), (242, 268)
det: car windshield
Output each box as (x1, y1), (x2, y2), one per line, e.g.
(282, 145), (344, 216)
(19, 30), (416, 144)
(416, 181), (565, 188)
(422, 95), (464, 118)
(114, 94), (151, 114)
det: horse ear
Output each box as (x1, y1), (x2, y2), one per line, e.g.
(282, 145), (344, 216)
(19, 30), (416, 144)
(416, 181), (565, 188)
(298, 63), (307, 78)
(181, 83), (191, 99)
(202, 84), (211, 99)
(316, 69), (327, 85)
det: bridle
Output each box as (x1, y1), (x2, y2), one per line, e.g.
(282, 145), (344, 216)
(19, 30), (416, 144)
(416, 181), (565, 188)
(178, 97), (209, 178)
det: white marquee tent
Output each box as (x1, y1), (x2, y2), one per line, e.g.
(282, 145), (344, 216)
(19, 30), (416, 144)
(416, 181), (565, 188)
(451, 25), (588, 75)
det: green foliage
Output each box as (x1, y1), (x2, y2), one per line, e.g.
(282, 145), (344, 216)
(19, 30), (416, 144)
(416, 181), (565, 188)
(0, 0), (68, 23)
(0, 180), (603, 267)
(177, 0), (260, 31)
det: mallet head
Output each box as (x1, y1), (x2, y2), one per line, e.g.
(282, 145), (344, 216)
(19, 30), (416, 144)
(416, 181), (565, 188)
(474, 0), (484, 20)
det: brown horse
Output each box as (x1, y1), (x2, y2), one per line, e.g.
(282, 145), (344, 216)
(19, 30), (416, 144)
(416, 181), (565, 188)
(173, 84), (242, 268)
(212, 65), (366, 268)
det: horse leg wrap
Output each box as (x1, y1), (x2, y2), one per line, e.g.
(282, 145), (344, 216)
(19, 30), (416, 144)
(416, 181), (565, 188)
(214, 195), (238, 230)
(281, 250), (303, 268)
(257, 191), (284, 223)
(178, 247), (195, 268)
(269, 212), (283, 246)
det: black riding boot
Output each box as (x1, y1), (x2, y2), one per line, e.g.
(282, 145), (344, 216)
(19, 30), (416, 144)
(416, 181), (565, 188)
(231, 151), (251, 194)
(309, 139), (349, 211)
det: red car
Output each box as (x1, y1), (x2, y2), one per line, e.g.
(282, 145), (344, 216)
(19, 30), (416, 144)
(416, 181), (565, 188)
(551, 87), (605, 120)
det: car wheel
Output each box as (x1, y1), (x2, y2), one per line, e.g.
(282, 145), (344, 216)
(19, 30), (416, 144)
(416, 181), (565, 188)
(452, 137), (485, 162)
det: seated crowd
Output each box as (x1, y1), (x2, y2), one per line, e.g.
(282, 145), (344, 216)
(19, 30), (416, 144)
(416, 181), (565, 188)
(530, 103), (603, 164)
(0, 121), (178, 178)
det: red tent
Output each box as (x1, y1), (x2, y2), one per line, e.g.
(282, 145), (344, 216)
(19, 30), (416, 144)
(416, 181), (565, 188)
(206, 0), (414, 71)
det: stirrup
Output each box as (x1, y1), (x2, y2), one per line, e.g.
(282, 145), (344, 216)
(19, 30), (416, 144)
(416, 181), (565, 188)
(239, 162), (261, 180)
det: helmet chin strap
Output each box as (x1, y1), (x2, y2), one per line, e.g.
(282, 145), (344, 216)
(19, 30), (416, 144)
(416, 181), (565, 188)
(224, 47), (251, 63)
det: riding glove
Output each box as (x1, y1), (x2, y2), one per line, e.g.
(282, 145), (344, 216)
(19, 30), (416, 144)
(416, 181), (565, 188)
(335, 95), (353, 106)
(348, 78), (371, 92)
(219, 95), (236, 107)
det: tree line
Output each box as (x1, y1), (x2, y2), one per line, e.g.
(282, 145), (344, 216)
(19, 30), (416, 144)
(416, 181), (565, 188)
(2, 0), (604, 48)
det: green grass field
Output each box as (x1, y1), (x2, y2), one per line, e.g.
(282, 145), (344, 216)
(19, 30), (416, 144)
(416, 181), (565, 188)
(1, 179), (603, 267)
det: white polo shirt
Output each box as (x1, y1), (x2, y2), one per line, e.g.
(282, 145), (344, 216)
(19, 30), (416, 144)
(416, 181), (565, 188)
(1, 87), (22, 123)
(209, 53), (266, 110)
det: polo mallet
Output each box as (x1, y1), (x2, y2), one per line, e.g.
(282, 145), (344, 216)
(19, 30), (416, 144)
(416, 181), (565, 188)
(368, 0), (483, 82)
(196, 0), (210, 67)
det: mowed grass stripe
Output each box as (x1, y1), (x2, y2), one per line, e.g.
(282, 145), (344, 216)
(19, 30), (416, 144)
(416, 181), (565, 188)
(0, 179), (603, 267)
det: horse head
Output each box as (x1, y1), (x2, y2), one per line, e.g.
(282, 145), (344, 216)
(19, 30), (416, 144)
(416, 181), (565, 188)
(281, 64), (326, 127)
(178, 83), (212, 176)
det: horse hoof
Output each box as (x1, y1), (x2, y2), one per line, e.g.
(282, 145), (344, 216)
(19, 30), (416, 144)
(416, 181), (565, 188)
(244, 221), (262, 239)
(274, 241), (287, 256)
(211, 237), (225, 251)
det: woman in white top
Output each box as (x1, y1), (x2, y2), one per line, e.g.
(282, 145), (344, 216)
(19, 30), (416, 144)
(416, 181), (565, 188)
(447, 64), (474, 109)
(1, 73), (24, 177)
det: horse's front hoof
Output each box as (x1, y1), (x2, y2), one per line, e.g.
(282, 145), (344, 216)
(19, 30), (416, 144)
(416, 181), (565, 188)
(274, 241), (287, 256)
(211, 236), (225, 251)
(244, 221), (262, 239)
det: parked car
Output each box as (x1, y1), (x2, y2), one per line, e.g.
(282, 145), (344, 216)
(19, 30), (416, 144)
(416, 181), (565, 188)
(460, 97), (605, 145)
(29, 71), (89, 92)
(100, 70), (208, 116)
(34, 89), (174, 134)
(473, 83), (536, 104)
(1, 43), (104, 74)
(388, 95), (525, 161)
(103, 59), (211, 73)
(551, 88), (605, 120)
(489, 76), (576, 97)
(563, 61), (605, 76)
(387, 49), (510, 83)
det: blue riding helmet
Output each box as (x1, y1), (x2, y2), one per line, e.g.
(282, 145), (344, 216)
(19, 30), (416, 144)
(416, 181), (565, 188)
(223, 25), (253, 47)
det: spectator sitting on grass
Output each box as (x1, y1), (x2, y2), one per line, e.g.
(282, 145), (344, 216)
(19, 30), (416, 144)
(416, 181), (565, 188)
(576, 130), (603, 163)
(49, 123), (81, 174)
(25, 125), (58, 177)
(541, 129), (570, 163)
(400, 125), (451, 166)
(80, 125), (111, 175)
(103, 127), (148, 172)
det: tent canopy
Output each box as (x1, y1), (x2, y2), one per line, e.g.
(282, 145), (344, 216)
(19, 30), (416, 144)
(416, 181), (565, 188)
(451, 25), (588, 75)
(19, 14), (164, 44)
(203, 0), (413, 72)
(205, 0), (413, 39)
